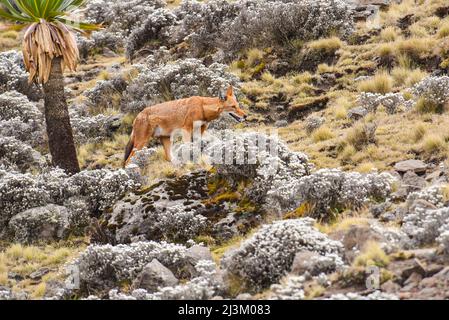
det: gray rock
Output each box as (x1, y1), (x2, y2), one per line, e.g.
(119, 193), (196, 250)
(8, 205), (70, 244)
(186, 246), (213, 266)
(274, 120), (288, 128)
(290, 250), (337, 276)
(402, 171), (426, 192)
(381, 280), (401, 293)
(132, 259), (179, 292)
(29, 268), (50, 281)
(235, 293), (253, 300)
(394, 160), (427, 174)
(347, 107), (368, 120)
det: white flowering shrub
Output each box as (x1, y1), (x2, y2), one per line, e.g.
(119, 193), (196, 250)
(406, 185), (445, 209)
(128, 147), (158, 170)
(65, 168), (141, 213)
(70, 112), (122, 144)
(125, 8), (178, 59)
(171, 0), (241, 57)
(122, 58), (239, 112)
(221, 0), (354, 57)
(84, 77), (127, 109)
(77, 31), (124, 60)
(402, 207), (449, 248)
(221, 218), (344, 290)
(292, 169), (395, 219)
(106, 260), (222, 300)
(0, 51), (41, 101)
(74, 241), (188, 291)
(357, 92), (412, 114)
(327, 291), (399, 300)
(0, 137), (46, 172)
(0, 169), (50, 230)
(0, 117), (45, 146)
(0, 167), (141, 235)
(0, 91), (45, 146)
(412, 76), (449, 109)
(85, 0), (167, 35)
(0, 90), (42, 123)
(437, 224), (449, 254)
(268, 276), (306, 300)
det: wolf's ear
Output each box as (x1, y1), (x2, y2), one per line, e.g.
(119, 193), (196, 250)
(226, 85), (234, 97)
(219, 89), (226, 101)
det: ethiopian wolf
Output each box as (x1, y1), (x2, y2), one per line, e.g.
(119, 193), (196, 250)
(124, 86), (247, 166)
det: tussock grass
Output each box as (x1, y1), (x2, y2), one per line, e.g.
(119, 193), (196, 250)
(380, 26), (401, 42)
(353, 241), (390, 268)
(308, 37), (343, 54)
(422, 133), (447, 156)
(312, 126), (335, 142)
(357, 71), (393, 94)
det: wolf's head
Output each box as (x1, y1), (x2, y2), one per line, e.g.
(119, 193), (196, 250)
(219, 86), (247, 122)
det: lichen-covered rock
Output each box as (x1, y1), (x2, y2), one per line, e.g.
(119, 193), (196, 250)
(208, 131), (312, 215)
(8, 205), (70, 244)
(103, 171), (212, 243)
(221, 218), (344, 290)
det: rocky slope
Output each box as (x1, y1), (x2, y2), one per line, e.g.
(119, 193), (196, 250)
(1, 0), (449, 300)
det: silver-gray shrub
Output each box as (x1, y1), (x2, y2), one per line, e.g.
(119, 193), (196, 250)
(114, 260), (223, 300)
(357, 92), (413, 114)
(0, 167), (141, 232)
(77, 31), (124, 59)
(221, 0), (354, 57)
(0, 51), (41, 101)
(85, 0), (167, 35)
(84, 76), (127, 109)
(70, 112), (122, 144)
(221, 218), (344, 290)
(171, 0), (242, 57)
(412, 76), (449, 108)
(0, 91), (45, 145)
(0, 169), (50, 230)
(125, 8), (178, 59)
(0, 137), (46, 173)
(74, 241), (188, 290)
(65, 168), (141, 213)
(0, 90), (42, 123)
(292, 169), (395, 219)
(122, 58), (239, 112)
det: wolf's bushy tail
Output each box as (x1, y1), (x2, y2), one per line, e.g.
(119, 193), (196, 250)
(123, 132), (134, 167)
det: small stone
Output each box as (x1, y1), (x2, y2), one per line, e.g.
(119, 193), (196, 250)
(29, 268), (50, 281)
(347, 107), (368, 120)
(381, 280), (401, 293)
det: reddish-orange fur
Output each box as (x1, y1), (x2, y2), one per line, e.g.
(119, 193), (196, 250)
(124, 86), (246, 166)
